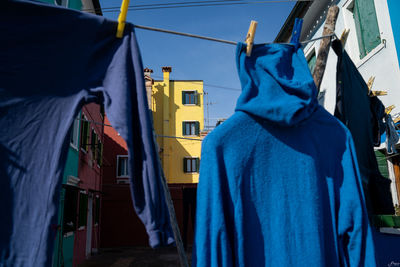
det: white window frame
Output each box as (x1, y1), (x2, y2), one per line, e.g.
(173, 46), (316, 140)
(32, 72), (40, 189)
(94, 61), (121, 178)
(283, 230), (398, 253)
(70, 114), (80, 150)
(342, 0), (385, 67)
(116, 155), (129, 178)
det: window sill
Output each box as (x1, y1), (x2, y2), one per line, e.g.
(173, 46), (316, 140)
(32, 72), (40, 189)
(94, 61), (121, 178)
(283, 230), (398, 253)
(379, 227), (400, 235)
(355, 43), (385, 69)
(78, 226), (85, 231)
(80, 148), (88, 154)
(183, 104), (197, 106)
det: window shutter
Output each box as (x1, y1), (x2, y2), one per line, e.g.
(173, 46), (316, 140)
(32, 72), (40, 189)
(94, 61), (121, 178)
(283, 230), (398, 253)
(196, 158), (200, 172)
(78, 193), (88, 227)
(354, 0), (381, 58)
(182, 122), (186, 135)
(194, 91), (198, 105)
(183, 158), (187, 173)
(375, 150), (389, 179)
(195, 121), (200, 135)
(182, 91), (186, 105)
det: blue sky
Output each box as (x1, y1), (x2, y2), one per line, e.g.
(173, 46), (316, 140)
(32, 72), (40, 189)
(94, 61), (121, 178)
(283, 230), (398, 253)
(99, 0), (295, 127)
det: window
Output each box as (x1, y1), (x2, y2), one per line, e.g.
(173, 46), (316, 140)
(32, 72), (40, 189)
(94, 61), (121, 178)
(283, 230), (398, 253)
(184, 158), (200, 173)
(182, 121), (200, 136)
(306, 49), (317, 75)
(80, 115), (89, 152)
(350, 0), (381, 58)
(62, 187), (78, 234)
(117, 155), (129, 177)
(78, 192), (88, 228)
(70, 114), (80, 149)
(182, 91), (199, 105)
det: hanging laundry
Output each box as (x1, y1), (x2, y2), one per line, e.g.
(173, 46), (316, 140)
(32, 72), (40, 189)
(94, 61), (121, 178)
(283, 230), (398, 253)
(0, 1), (173, 266)
(192, 42), (376, 266)
(332, 40), (395, 215)
(385, 114), (399, 154)
(370, 96), (386, 147)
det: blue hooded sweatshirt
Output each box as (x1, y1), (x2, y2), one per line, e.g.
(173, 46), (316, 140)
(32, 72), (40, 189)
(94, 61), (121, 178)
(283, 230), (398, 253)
(192, 43), (376, 266)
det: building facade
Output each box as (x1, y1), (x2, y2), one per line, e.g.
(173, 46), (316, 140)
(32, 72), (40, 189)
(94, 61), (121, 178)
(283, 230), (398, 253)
(275, 0), (400, 209)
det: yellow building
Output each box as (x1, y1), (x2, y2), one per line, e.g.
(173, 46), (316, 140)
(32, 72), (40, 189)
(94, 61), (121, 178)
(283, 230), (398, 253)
(147, 66), (204, 184)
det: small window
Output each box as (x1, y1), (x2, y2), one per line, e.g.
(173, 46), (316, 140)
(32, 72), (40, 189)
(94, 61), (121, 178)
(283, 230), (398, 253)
(78, 192), (88, 228)
(182, 121), (200, 136)
(306, 49), (317, 75)
(351, 0), (381, 58)
(80, 115), (89, 152)
(182, 91), (199, 105)
(70, 114), (80, 149)
(117, 156), (129, 177)
(183, 158), (200, 173)
(62, 187), (78, 234)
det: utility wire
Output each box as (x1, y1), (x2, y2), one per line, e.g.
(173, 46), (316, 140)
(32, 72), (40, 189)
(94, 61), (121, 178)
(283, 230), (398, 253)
(85, 0), (313, 13)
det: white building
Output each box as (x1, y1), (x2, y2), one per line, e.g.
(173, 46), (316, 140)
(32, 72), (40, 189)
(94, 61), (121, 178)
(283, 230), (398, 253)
(275, 0), (400, 207)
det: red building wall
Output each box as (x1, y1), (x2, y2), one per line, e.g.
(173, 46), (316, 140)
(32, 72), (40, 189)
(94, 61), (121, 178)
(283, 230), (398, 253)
(73, 103), (103, 267)
(100, 116), (196, 249)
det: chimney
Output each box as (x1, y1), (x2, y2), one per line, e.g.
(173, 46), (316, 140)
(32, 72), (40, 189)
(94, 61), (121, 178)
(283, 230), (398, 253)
(143, 68), (154, 108)
(162, 66), (172, 82)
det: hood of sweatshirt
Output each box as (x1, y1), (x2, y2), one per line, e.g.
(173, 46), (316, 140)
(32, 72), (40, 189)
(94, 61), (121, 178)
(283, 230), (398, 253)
(235, 42), (318, 126)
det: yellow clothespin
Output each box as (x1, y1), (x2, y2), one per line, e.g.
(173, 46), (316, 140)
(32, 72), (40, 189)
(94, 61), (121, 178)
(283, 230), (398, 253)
(340, 28), (350, 46)
(245, 21), (258, 57)
(370, 90), (388, 96)
(367, 76), (375, 91)
(385, 105), (395, 114)
(116, 0), (131, 38)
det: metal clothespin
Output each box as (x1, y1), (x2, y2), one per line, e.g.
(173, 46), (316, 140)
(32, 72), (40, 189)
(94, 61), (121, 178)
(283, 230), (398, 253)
(245, 21), (258, 57)
(116, 0), (131, 38)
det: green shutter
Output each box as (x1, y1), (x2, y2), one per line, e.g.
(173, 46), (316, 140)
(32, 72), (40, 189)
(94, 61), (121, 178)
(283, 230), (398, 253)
(307, 52), (317, 74)
(182, 91), (186, 105)
(182, 122), (186, 135)
(183, 158), (187, 173)
(195, 121), (200, 135)
(375, 150), (389, 179)
(194, 91), (199, 105)
(78, 193), (88, 227)
(196, 158), (200, 172)
(354, 0), (381, 58)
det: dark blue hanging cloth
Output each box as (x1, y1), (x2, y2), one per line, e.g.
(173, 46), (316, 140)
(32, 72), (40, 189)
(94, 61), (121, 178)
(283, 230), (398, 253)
(332, 39), (400, 266)
(0, 1), (174, 266)
(332, 39), (395, 215)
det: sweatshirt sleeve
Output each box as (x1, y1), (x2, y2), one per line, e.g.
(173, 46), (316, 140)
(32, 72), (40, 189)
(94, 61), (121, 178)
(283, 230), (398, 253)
(338, 133), (376, 266)
(192, 138), (235, 267)
(100, 25), (174, 248)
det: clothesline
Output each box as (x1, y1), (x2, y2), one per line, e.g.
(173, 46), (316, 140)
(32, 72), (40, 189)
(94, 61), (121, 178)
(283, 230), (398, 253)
(134, 24), (337, 46)
(76, 118), (204, 141)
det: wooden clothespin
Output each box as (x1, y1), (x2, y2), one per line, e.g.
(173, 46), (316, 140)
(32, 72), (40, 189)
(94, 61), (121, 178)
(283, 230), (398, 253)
(370, 91), (388, 96)
(340, 28), (350, 46)
(116, 0), (131, 38)
(394, 117), (400, 123)
(367, 76), (375, 91)
(245, 21), (258, 57)
(385, 105), (395, 114)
